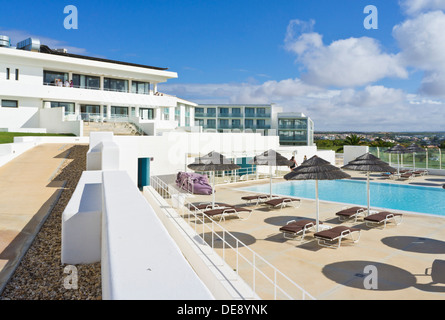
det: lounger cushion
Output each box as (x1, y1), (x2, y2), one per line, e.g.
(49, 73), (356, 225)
(241, 195), (269, 200)
(264, 198), (299, 206)
(204, 207), (251, 217)
(314, 226), (360, 240)
(279, 219), (321, 233)
(364, 212), (402, 223)
(335, 207), (365, 217)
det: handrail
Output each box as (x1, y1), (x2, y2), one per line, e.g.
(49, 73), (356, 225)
(149, 175), (315, 300)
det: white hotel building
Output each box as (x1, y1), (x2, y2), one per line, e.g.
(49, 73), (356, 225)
(0, 35), (196, 137)
(0, 35), (313, 145)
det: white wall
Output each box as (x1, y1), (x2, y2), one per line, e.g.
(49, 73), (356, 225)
(39, 107), (83, 136)
(343, 145), (369, 165)
(0, 96), (40, 129)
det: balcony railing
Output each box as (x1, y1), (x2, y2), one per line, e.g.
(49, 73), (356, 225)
(195, 112), (217, 118)
(218, 113), (243, 118)
(245, 113), (271, 118)
(278, 125), (308, 130)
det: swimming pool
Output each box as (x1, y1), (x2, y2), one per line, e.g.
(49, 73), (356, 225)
(240, 179), (445, 216)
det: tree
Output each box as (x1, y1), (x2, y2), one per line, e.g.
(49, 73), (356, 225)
(338, 134), (364, 152)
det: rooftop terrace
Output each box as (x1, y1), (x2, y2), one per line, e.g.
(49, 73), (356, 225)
(171, 171), (445, 299)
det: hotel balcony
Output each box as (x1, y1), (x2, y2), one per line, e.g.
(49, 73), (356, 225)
(278, 124), (308, 130)
(244, 124), (271, 130)
(194, 112), (217, 118)
(2, 81), (178, 107)
(244, 113), (271, 118)
(218, 113), (243, 118)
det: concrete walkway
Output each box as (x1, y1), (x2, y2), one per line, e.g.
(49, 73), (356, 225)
(0, 143), (73, 293)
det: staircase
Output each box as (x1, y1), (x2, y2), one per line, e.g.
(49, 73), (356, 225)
(83, 121), (145, 137)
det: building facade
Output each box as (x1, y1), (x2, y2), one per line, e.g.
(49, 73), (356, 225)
(195, 104), (314, 146)
(0, 36), (196, 136)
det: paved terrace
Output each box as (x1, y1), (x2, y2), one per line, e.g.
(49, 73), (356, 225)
(0, 143), (76, 293)
(182, 171), (445, 300)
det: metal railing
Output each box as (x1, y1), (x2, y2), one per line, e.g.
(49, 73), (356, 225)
(370, 147), (444, 170)
(149, 175), (315, 300)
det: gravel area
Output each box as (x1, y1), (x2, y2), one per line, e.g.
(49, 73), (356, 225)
(0, 145), (102, 300)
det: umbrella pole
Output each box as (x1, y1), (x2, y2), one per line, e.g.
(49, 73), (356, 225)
(269, 165), (272, 198)
(212, 171), (216, 209)
(315, 180), (319, 232)
(367, 171), (370, 216)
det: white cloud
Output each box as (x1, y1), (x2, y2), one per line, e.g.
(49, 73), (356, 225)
(399, 0), (445, 15)
(393, 10), (445, 97)
(284, 20), (407, 88)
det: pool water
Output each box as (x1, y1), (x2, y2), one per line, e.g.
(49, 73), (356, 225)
(240, 179), (445, 216)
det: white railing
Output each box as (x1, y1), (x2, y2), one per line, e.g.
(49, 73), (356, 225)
(149, 175), (315, 300)
(191, 166), (289, 186)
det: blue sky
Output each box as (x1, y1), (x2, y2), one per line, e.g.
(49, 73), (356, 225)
(1, 0), (445, 131)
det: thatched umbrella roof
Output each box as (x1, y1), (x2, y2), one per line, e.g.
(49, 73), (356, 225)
(384, 144), (407, 174)
(342, 152), (394, 214)
(284, 155), (351, 181)
(248, 149), (293, 166)
(283, 155), (351, 231)
(188, 151), (240, 209)
(342, 152), (395, 173)
(406, 143), (425, 153)
(187, 151), (241, 171)
(384, 144), (407, 154)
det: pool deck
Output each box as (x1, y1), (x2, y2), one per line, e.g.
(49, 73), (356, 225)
(185, 171), (445, 300)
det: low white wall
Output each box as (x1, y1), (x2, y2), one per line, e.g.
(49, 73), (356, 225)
(101, 170), (214, 300)
(39, 107), (83, 136)
(0, 128), (47, 133)
(343, 145), (369, 165)
(61, 171), (103, 264)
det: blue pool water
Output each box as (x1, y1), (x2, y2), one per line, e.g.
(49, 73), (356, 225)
(240, 180), (445, 216)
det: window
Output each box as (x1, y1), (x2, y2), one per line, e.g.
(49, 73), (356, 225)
(207, 119), (216, 128)
(15, 69), (19, 81)
(257, 108), (266, 114)
(232, 108), (241, 115)
(219, 108), (229, 115)
(163, 108), (170, 120)
(132, 81), (150, 95)
(245, 108), (255, 116)
(245, 119), (254, 128)
(46, 101), (75, 114)
(104, 78), (128, 92)
(207, 108), (216, 115)
(195, 107), (204, 114)
(232, 119), (241, 128)
(72, 74), (100, 90)
(1, 100), (18, 108)
(43, 70), (68, 86)
(139, 108), (154, 120)
(111, 106), (129, 116)
(6, 68), (10, 80)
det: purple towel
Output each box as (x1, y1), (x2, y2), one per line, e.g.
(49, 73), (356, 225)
(176, 172), (213, 195)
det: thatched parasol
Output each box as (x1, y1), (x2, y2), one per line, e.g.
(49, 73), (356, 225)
(384, 144), (407, 174)
(284, 155), (351, 231)
(342, 152), (395, 214)
(405, 143), (425, 171)
(188, 151), (241, 208)
(249, 149), (294, 198)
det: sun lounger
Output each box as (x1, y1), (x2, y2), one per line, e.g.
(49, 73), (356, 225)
(364, 211), (403, 228)
(188, 202), (233, 211)
(263, 197), (301, 210)
(314, 226), (361, 249)
(279, 219), (322, 241)
(202, 206), (253, 222)
(412, 169), (428, 176)
(241, 194), (277, 205)
(399, 173), (414, 181)
(335, 206), (367, 222)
